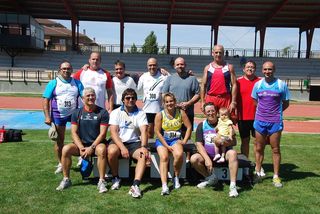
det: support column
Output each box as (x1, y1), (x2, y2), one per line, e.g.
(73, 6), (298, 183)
(167, 23), (171, 54)
(71, 19), (76, 51)
(213, 25), (219, 46)
(120, 21), (124, 53)
(254, 28), (257, 57)
(210, 26), (213, 52)
(76, 23), (79, 49)
(298, 28), (302, 59)
(259, 27), (266, 57)
(306, 28), (314, 59)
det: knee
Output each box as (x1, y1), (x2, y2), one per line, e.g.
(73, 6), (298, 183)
(96, 144), (107, 158)
(227, 150), (238, 162)
(108, 145), (119, 158)
(61, 145), (72, 157)
(190, 154), (201, 166)
(159, 154), (169, 163)
(272, 146), (281, 155)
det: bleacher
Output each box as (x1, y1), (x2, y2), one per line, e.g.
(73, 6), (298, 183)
(0, 50), (319, 79)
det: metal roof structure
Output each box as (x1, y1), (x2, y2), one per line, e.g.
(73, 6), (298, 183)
(1, 0), (319, 57)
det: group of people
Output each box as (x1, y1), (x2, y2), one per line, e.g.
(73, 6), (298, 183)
(43, 44), (290, 198)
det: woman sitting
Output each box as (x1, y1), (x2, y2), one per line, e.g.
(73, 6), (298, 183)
(154, 92), (192, 196)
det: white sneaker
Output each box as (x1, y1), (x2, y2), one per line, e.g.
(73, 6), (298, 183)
(197, 181), (209, 189)
(54, 163), (62, 174)
(111, 177), (121, 190)
(128, 185), (141, 198)
(77, 157), (83, 167)
(173, 177), (181, 189)
(56, 178), (72, 191)
(161, 186), (170, 196)
(97, 179), (108, 193)
(229, 185), (239, 198)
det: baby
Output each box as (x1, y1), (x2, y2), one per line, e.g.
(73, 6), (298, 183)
(213, 107), (234, 163)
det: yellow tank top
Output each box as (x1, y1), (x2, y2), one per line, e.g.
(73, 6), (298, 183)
(161, 109), (182, 132)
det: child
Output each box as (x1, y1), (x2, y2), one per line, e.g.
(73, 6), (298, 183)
(213, 107), (234, 163)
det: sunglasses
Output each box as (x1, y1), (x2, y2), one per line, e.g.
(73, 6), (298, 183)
(124, 96), (136, 101)
(263, 68), (273, 71)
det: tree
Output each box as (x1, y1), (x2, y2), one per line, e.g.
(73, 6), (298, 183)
(141, 31), (159, 54)
(127, 43), (139, 53)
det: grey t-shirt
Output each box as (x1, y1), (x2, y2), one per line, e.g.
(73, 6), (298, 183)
(162, 73), (200, 115)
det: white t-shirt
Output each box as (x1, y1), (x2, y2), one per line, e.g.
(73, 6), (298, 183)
(112, 76), (137, 105)
(109, 106), (148, 143)
(77, 68), (108, 108)
(137, 71), (168, 113)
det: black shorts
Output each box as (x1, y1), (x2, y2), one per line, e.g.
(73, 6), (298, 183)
(110, 140), (141, 157)
(146, 113), (156, 124)
(238, 120), (255, 139)
(181, 114), (194, 139)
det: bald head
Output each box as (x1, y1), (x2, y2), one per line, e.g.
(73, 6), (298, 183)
(147, 57), (158, 75)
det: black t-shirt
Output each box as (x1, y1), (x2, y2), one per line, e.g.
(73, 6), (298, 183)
(71, 106), (109, 145)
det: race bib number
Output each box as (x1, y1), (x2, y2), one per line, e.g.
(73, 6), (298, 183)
(57, 97), (76, 112)
(164, 131), (181, 140)
(146, 91), (159, 101)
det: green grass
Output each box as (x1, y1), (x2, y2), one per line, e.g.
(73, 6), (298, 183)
(0, 130), (319, 213)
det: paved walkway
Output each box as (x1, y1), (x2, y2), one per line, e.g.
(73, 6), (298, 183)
(0, 96), (319, 133)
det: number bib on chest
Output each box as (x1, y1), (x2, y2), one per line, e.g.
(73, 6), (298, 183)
(146, 91), (159, 101)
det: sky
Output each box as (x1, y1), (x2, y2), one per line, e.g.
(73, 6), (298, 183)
(55, 19), (320, 51)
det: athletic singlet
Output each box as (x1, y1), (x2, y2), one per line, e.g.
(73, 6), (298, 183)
(161, 109), (182, 140)
(202, 120), (218, 157)
(51, 77), (80, 118)
(206, 63), (231, 96)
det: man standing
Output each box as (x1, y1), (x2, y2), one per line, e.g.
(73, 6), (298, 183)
(43, 61), (83, 174)
(108, 88), (148, 198)
(237, 60), (260, 158)
(56, 87), (109, 193)
(137, 57), (169, 138)
(112, 60), (137, 110)
(190, 102), (239, 197)
(162, 57), (200, 136)
(73, 51), (113, 110)
(201, 44), (237, 114)
(252, 61), (290, 188)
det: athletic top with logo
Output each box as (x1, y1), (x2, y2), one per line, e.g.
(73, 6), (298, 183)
(206, 63), (231, 96)
(71, 106), (109, 146)
(109, 105), (148, 143)
(73, 68), (112, 109)
(251, 78), (290, 123)
(137, 71), (168, 113)
(195, 120), (218, 158)
(43, 76), (83, 119)
(112, 76), (137, 105)
(161, 109), (182, 140)
(237, 76), (260, 120)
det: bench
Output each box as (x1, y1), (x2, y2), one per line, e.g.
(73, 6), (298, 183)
(91, 139), (254, 182)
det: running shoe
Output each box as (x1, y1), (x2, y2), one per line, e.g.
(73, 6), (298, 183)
(54, 163), (63, 174)
(128, 185), (141, 198)
(161, 186), (170, 196)
(56, 178), (72, 191)
(111, 177), (121, 190)
(229, 185), (239, 198)
(173, 177), (181, 189)
(97, 179), (108, 193)
(273, 177), (283, 188)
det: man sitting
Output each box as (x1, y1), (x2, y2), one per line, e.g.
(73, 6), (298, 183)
(108, 88), (149, 198)
(56, 87), (109, 193)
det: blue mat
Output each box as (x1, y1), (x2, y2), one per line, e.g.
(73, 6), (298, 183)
(0, 110), (70, 130)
